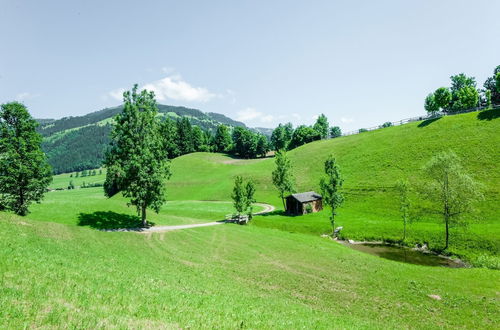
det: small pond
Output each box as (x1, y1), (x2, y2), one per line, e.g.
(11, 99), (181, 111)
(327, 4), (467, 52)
(339, 242), (465, 268)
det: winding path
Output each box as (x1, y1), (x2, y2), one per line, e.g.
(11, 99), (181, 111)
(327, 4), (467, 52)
(109, 202), (275, 233)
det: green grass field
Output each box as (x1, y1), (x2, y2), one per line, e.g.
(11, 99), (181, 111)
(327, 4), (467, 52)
(165, 109), (500, 267)
(27, 188), (262, 228)
(1, 213), (498, 328)
(1, 109), (499, 327)
(49, 169), (106, 189)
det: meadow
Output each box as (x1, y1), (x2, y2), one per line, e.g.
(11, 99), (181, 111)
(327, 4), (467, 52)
(28, 187), (263, 228)
(1, 109), (499, 328)
(1, 212), (498, 328)
(165, 109), (500, 267)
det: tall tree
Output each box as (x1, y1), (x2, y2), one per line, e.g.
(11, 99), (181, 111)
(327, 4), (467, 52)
(214, 124), (232, 152)
(271, 124), (287, 151)
(256, 134), (269, 158)
(288, 125), (321, 150)
(496, 72), (500, 93)
(424, 93), (439, 113)
(319, 155), (344, 236)
(191, 126), (205, 151)
(449, 73), (479, 112)
(245, 180), (256, 220)
(231, 176), (255, 221)
(160, 117), (180, 158)
(231, 127), (258, 158)
(272, 150), (295, 210)
(395, 179), (411, 241)
(313, 114), (329, 139)
(482, 65), (500, 105)
(176, 117), (194, 155)
(421, 151), (483, 250)
(0, 102), (52, 215)
(330, 126), (341, 138)
(434, 87), (452, 111)
(104, 85), (171, 227)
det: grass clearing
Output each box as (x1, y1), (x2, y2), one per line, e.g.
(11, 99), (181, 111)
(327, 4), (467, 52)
(1, 213), (498, 328)
(28, 188), (262, 228)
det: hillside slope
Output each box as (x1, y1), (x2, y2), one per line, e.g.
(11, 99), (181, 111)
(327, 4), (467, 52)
(166, 109), (500, 266)
(38, 104), (247, 174)
(1, 213), (498, 328)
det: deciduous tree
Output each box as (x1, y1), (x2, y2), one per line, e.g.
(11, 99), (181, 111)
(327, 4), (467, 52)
(424, 93), (439, 113)
(313, 114), (329, 139)
(104, 85), (171, 227)
(421, 151), (483, 250)
(395, 179), (411, 241)
(214, 124), (232, 152)
(272, 150), (295, 210)
(320, 155), (344, 236)
(434, 87), (452, 111)
(329, 126), (341, 138)
(0, 102), (52, 215)
(231, 176), (255, 221)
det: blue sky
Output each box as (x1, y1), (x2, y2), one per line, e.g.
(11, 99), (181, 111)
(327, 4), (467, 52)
(1, 0), (499, 132)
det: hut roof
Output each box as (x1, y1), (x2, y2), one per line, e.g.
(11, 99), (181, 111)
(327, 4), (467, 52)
(287, 191), (322, 203)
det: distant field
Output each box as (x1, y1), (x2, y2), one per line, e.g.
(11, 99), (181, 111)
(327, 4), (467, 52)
(28, 187), (261, 228)
(49, 169), (106, 189)
(166, 109), (500, 267)
(1, 213), (498, 328)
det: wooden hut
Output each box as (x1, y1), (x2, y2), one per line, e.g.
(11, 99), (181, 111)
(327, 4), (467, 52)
(285, 191), (323, 215)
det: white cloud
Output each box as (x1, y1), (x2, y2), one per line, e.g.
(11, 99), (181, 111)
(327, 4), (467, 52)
(236, 107), (274, 124)
(142, 75), (216, 103)
(161, 66), (174, 74)
(108, 88), (126, 101)
(340, 117), (354, 123)
(15, 92), (40, 101)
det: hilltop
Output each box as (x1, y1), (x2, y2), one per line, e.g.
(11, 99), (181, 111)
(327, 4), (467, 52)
(165, 109), (500, 267)
(37, 104), (247, 174)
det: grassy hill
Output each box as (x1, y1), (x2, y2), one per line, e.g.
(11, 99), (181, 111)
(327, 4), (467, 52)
(38, 104), (247, 174)
(1, 108), (499, 328)
(165, 109), (500, 267)
(1, 212), (498, 328)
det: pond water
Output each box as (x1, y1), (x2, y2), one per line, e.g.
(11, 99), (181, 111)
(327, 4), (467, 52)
(339, 242), (465, 268)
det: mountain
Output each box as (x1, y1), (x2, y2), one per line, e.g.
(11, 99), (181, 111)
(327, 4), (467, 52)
(37, 104), (248, 174)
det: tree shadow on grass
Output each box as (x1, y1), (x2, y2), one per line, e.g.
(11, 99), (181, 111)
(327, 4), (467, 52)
(77, 211), (155, 230)
(477, 108), (500, 120)
(417, 116), (441, 128)
(257, 210), (292, 217)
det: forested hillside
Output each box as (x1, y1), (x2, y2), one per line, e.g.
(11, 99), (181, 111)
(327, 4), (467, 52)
(38, 104), (248, 174)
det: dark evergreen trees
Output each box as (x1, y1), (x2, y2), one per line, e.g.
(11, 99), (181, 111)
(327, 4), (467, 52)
(0, 102), (52, 215)
(176, 117), (194, 155)
(214, 124), (232, 153)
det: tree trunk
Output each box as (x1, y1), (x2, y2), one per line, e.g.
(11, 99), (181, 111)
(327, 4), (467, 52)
(141, 205), (147, 227)
(331, 213), (335, 236)
(281, 193), (286, 212)
(445, 217), (449, 250)
(403, 218), (406, 241)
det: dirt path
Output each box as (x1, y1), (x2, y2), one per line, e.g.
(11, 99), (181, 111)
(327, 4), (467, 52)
(132, 202), (276, 233)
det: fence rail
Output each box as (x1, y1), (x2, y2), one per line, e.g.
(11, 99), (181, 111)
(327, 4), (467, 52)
(339, 104), (500, 137)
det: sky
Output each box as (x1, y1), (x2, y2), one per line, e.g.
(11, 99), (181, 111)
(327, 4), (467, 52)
(1, 0), (499, 132)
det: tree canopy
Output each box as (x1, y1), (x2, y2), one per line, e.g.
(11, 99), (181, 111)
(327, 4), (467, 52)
(421, 151), (483, 250)
(272, 150), (296, 210)
(319, 155), (344, 236)
(313, 114), (329, 139)
(0, 102), (52, 215)
(104, 85), (172, 227)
